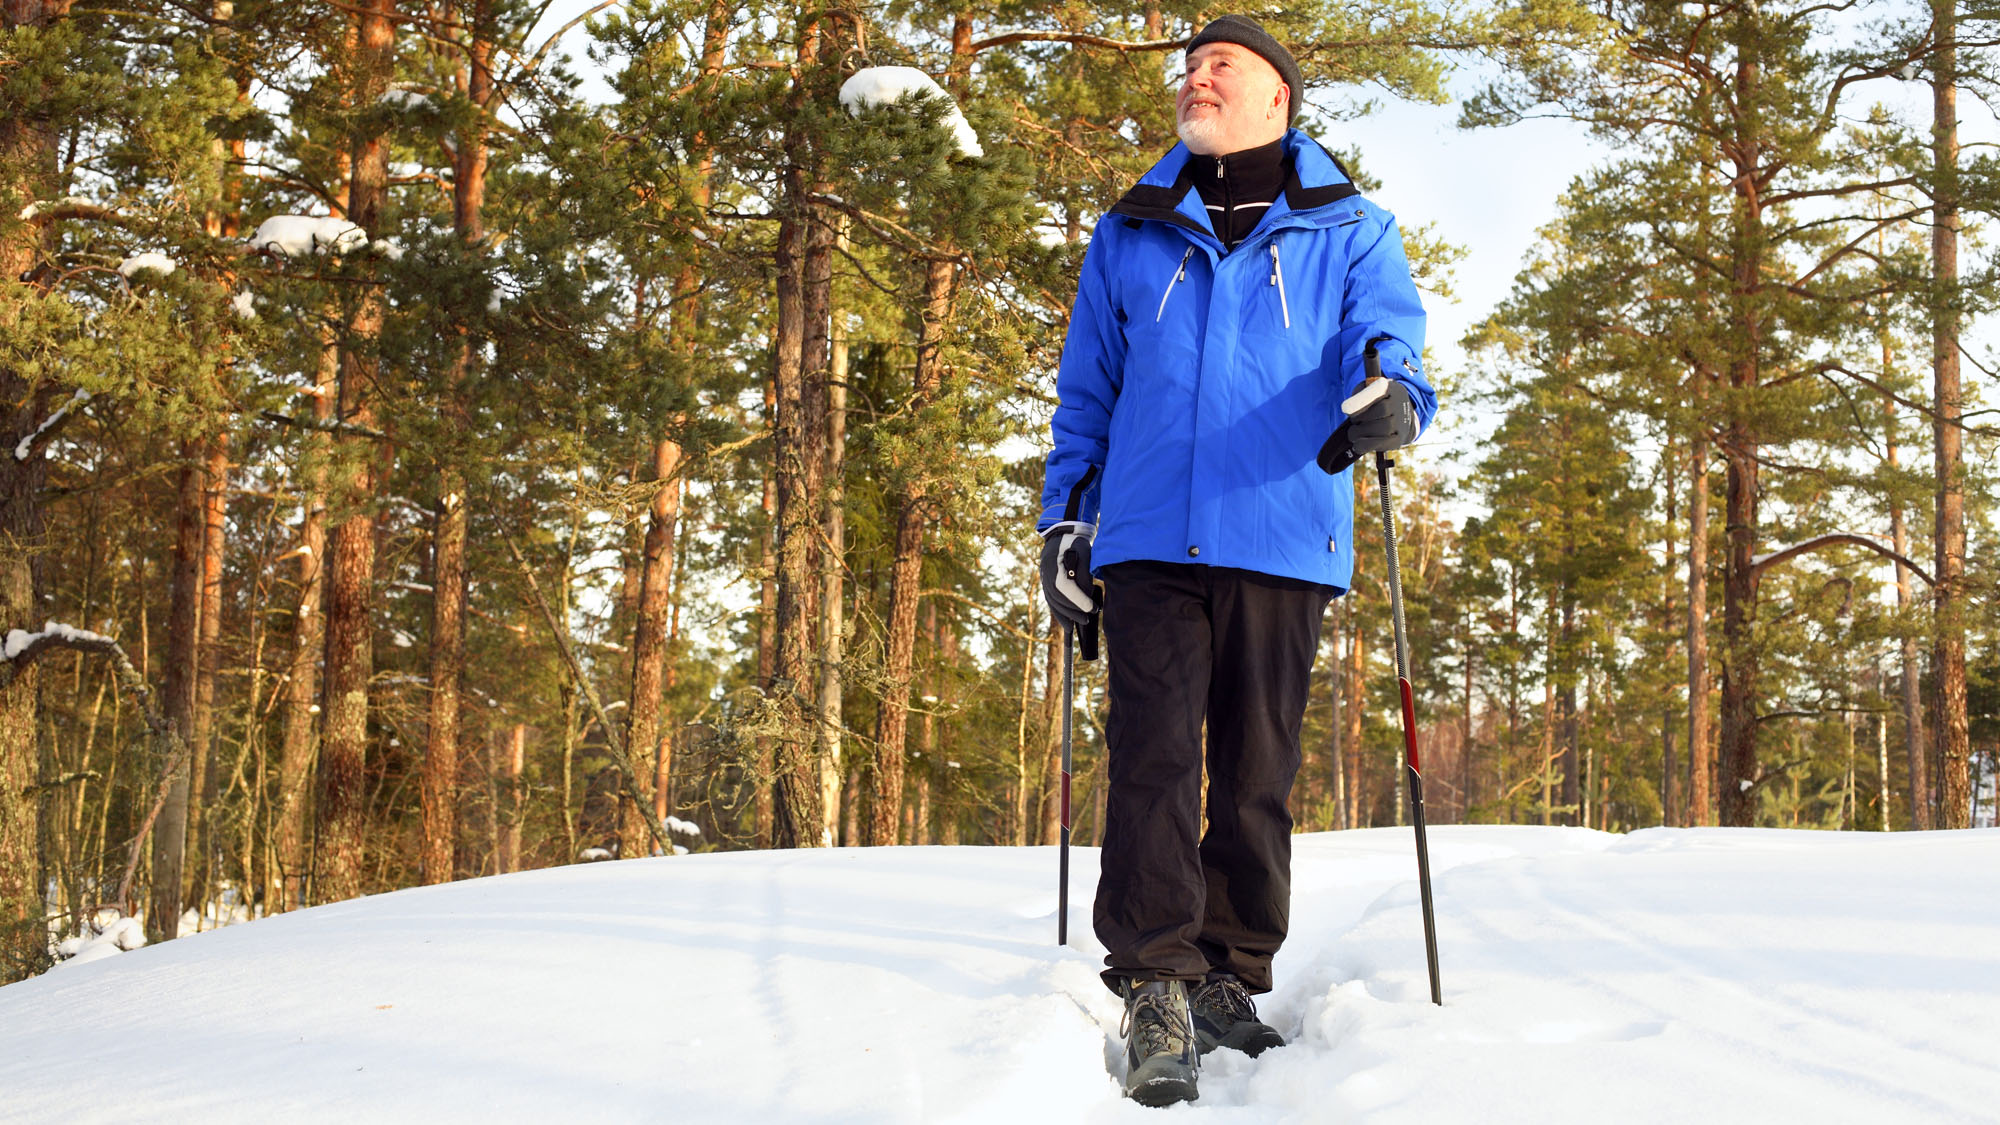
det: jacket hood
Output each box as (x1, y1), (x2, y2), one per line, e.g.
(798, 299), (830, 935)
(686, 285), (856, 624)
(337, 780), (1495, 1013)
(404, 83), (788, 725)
(1109, 129), (1360, 241)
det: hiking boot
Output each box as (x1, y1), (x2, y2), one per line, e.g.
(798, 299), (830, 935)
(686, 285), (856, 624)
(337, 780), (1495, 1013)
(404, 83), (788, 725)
(1119, 979), (1199, 1106)
(1189, 974), (1286, 1057)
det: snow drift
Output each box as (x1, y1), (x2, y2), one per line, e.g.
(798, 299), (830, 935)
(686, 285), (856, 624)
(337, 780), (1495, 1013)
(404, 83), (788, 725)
(1, 827), (1995, 1122)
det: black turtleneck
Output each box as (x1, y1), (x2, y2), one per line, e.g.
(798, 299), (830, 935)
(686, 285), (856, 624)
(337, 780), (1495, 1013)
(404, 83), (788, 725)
(1188, 138), (1288, 252)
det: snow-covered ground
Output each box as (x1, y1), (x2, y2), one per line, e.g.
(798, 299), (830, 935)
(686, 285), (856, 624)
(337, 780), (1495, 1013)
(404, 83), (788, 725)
(3, 827), (1996, 1122)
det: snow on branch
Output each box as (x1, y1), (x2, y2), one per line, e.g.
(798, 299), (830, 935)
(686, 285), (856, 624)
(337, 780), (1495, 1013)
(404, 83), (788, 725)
(15, 389), (89, 463)
(249, 215), (404, 261)
(1749, 534), (1934, 587)
(1, 621), (122, 684)
(838, 67), (983, 158)
(378, 87), (434, 111)
(116, 253), (176, 279)
(18, 196), (124, 226)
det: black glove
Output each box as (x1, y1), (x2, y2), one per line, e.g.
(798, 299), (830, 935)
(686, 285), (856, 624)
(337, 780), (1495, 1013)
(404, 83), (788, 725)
(1317, 379), (1419, 475)
(1039, 522), (1097, 629)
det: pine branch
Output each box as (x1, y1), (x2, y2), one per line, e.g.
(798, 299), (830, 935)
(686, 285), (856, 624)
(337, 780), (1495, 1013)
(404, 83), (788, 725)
(258, 411), (389, 442)
(1812, 363), (2000, 436)
(968, 31), (1184, 54)
(1750, 534), (1934, 587)
(502, 532), (678, 857)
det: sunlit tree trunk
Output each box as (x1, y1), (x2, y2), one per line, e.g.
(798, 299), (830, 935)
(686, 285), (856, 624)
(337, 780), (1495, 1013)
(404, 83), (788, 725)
(187, 438), (228, 917)
(622, 437), (680, 856)
(818, 217), (851, 845)
(317, 0), (398, 902)
(1687, 376), (1713, 826)
(422, 1), (491, 885)
(868, 254), (956, 846)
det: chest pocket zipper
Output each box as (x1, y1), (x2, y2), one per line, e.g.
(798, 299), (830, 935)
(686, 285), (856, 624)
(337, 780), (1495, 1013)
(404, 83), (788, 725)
(1156, 246), (1195, 322)
(1269, 242), (1291, 329)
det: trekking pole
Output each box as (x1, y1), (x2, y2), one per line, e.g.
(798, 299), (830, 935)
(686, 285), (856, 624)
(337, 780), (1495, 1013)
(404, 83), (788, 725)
(1059, 604), (1099, 947)
(1060, 620), (1074, 947)
(1349, 346), (1443, 1005)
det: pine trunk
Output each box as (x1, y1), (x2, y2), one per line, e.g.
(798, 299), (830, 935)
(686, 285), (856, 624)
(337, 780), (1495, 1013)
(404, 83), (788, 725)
(622, 438), (680, 856)
(1687, 411), (1712, 825)
(818, 218), (851, 845)
(1661, 439), (1679, 827)
(1930, 0), (1970, 830)
(756, 454), (777, 848)
(867, 255), (955, 846)
(0, 0), (72, 985)
(499, 723), (524, 872)
(1717, 38), (1766, 827)
(1887, 393), (1927, 830)
(187, 437), (228, 919)
(276, 316), (336, 910)
(1559, 596), (1578, 827)
(147, 452), (205, 942)
(317, 0), (397, 901)
(423, 476), (466, 883)
(768, 13), (827, 845)
(423, 5), (490, 885)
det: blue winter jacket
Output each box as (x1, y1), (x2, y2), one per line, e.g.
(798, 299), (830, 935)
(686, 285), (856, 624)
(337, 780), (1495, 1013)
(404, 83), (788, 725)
(1038, 129), (1436, 591)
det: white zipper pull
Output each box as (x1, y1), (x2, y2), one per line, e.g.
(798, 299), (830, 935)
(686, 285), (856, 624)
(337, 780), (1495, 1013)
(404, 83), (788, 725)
(1156, 246), (1195, 322)
(1269, 243), (1291, 329)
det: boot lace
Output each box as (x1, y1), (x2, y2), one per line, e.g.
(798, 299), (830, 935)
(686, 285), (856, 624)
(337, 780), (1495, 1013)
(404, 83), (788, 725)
(1120, 986), (1194, 1062)
(1192, 976), (1258, 1025)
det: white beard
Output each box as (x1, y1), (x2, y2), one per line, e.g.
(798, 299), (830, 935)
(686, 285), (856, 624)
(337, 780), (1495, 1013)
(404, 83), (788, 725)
(1176, 112), (1225, 154)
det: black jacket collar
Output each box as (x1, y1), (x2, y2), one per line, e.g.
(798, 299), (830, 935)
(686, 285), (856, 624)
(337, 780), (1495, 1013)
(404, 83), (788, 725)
(1108, 132), (1360, 240)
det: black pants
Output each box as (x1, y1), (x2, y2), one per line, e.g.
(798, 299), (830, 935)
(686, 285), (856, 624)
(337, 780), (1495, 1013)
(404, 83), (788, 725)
(1093, 561), (1335, 996)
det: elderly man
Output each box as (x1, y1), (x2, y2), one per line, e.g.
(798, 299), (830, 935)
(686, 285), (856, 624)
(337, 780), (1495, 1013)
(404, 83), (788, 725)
(1038, 15), (1436, 1106)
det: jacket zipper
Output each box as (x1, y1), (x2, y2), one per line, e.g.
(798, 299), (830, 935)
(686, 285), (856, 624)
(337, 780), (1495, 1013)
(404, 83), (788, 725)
(1268, 242), (1291, 329)
(1156, 246), (1195, 322)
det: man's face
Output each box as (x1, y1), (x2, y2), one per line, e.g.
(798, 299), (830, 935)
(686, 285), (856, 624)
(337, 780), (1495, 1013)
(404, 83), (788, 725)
(1176, 42), (1288, 156)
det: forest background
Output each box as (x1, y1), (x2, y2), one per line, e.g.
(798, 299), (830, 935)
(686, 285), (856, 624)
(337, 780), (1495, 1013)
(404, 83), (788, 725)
(1, 0), (1995, 983)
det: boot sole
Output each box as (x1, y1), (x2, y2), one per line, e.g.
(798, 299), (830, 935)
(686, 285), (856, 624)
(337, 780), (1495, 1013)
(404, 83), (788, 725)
(1128, 1075), (1199, 1107)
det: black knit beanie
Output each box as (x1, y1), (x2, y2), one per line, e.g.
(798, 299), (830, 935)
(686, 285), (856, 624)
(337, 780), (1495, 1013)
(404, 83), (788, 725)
(1186, 15), (1303, 124)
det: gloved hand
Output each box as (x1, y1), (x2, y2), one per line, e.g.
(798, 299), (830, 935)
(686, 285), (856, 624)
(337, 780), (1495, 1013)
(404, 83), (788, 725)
(1317, 379), (1419, 475)
(1039, 521), (1097, 628)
